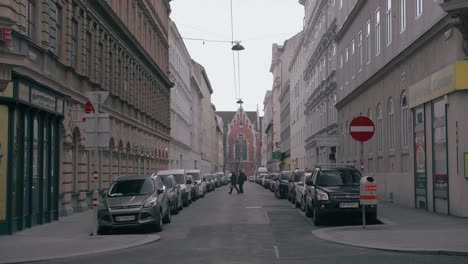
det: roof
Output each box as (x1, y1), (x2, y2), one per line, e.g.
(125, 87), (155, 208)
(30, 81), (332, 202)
(216, 111), (260, 131)
(157, 169), (185, 175)
(115, 174), (155, 181)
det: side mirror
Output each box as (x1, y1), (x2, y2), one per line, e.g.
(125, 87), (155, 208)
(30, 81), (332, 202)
(157, 189), (164, 194)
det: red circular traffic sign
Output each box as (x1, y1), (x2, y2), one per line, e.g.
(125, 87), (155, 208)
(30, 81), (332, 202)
(349, 116), (375, 142)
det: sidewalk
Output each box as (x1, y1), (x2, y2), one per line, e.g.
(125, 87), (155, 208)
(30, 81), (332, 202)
(0, 210), (160, 264)
(312, 202), (468, 255)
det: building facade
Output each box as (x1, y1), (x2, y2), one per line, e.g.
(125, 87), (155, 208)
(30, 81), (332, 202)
(0, 0), (172, 235)
(335, 0), (468, 216)
(289, 33), (306, 170)
(168, 20), (193, 170)
(262, 91), (274, 171)
(218, 108), (261, 176)
(301, 0), (342, 168)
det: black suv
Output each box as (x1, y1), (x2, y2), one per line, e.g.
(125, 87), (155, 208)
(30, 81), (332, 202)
(304, 166), (377, 226)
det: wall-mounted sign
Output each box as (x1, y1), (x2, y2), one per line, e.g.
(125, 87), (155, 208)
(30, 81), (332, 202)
(0, 27), (12, 42)
(31, 89), (56, 112)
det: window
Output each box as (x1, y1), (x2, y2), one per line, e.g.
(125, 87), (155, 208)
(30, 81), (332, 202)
(375, 9), (381, 55)
(55, 4), (62, 55)
(71, 19), (79, 68)
(366, 19), (371, 64)
(109, 51), (114, 89)
(401, 94), (409, 147)
(345, 47), (349, 62)
(388, 98), (395, 150)
(351, 39), (355, 54)
(358, 31), (363, 70)
(416, 0), (423, 17)
(96, 42), (103, 83)
(28, 0), (35, 39)
(116, 59), (121, 95)
(377, 104), (383, 152)
(340, 54), (343, 68)
(85, 32), (92, 76)
(386, 0), (392, 45)
(400, 0), (406, 32)
(340, 0), (343, 9)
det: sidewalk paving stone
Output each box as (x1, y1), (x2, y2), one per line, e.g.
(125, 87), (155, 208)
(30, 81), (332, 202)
(312, 202), (468, 256)
(0, 210), (160, 263)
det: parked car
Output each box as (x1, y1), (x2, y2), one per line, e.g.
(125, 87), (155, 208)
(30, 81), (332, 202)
(274, 171), (292, 199)
(160, 174), (183, 214)
(187, 169), (206, 198)
(157, 170), (191, 207)
(204, 174), (215, 192)
(295, 172), (313, 210)
(98, 174), (171, 234)
(187, 175), (198, 202)
(288, 170), (306, 204)
(262, 174), (273, 189)
(269, 173), (280, 192)
(304, 165), (377, 225)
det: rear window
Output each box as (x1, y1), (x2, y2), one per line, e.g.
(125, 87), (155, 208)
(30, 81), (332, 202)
(317, 169), (361, 186)
(294, 173), (303, 182)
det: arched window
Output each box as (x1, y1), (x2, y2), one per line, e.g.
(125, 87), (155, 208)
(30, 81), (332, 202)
(377, 104), (383, 152)
(235, 135), (248, 161)
(401, 93), (409, 148)
(388, 98), (395, 150)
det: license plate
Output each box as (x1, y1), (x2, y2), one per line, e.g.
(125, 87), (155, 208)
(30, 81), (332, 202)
(340, 203), (359, 208)
(115, 215), (135, 222)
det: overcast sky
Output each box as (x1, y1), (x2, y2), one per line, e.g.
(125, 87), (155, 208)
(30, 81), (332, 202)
(170, 0), (304, 114)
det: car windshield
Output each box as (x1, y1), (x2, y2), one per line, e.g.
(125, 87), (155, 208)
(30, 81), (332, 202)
(108, 179), (154, 197)
(173, 174), (186, 184)
(294, 173), (303, 182)
(188, 172), (200, 181)
(161, 177), (172, 188)
(317, 170), (362, 186)
(280, 172), (292, 180)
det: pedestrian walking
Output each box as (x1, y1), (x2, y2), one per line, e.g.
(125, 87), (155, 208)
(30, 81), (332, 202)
(229, 170), (240, 194)
(238, 170), (247, 194)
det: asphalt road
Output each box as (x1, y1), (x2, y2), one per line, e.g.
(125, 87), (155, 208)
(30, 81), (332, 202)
(42, 183), (468, 264)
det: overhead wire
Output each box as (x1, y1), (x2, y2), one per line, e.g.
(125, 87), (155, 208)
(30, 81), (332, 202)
(230, 0), (239, 100)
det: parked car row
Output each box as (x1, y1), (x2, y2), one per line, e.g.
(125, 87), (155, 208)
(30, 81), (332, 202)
(97, 169), (228, 234)
(253, 165), (378, 226)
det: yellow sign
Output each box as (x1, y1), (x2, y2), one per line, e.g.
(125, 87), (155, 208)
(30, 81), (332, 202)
(409, 61), (468, 108)
(465, 153), (468, 179)
(0, 105), (9, 220)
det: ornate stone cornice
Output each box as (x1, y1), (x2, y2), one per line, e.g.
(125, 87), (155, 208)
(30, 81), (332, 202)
(304, 70), (336, 114)
(441, 0), (468, 59)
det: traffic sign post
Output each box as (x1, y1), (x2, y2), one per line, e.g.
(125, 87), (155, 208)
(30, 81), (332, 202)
(349, 116), (375, 229)
(84, 92), (109, 236)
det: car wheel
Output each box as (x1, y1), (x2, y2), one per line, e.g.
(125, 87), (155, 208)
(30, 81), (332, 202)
(163, 205), (171, 224)
(313, 206), (323, 226)
(301, 196), (306, 212)
(153, 212), (163, 233)
(305, 199), (313, 217)
(172, 200), (179, 215)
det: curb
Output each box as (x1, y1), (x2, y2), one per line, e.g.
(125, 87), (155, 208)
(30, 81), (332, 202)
(0, 235), (161, 264)
(312, 227), (468, 256)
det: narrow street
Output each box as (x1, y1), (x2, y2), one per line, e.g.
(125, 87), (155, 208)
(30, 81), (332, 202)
(41, 183), (467, 264)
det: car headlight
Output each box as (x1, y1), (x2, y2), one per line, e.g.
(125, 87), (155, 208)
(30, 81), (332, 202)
(317, 190), (329, 201)
(143, 199), (158, 208)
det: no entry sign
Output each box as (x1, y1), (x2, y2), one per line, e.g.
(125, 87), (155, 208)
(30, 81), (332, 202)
(349, 116), (375, 142)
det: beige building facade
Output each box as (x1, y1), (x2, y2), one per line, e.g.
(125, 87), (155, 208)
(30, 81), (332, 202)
(336, 0), (468, 216)
(0, 0), (172, 235)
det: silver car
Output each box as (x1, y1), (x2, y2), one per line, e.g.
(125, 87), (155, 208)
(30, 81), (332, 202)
(97, 174), (171, 234)
(157, 169), (192, 206)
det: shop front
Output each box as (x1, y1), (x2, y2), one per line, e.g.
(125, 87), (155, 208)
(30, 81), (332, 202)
(0, 74), (65, 235)
(409, 61), (468, 216)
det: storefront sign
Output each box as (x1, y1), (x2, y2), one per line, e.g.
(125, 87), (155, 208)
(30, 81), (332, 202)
(31, 89), (56, 112)
(409, 61), (468, 108)
(0, 27), (12, 41)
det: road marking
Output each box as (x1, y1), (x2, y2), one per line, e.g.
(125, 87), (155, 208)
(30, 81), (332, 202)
(273, 246), (280, 259)
(245, 206), (262, 209)
(264, 210), (270, 224)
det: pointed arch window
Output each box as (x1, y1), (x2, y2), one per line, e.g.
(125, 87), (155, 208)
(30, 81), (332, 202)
(235, 134), (248, 161)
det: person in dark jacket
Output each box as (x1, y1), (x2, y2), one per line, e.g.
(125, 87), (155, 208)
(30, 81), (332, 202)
(229, 170), (240, 194)
(238, 170), (247, 193)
